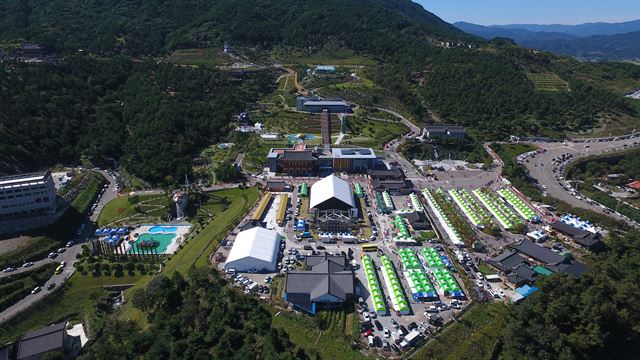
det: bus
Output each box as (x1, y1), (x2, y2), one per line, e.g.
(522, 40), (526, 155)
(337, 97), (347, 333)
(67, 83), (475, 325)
(362, 244), (378, 252)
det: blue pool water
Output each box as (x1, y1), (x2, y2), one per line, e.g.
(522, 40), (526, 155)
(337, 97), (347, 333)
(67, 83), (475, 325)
(148, 226), (178, 233)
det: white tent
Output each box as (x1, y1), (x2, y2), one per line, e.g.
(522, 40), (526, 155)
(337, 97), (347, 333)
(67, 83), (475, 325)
(309, 175), (355, 210)
(224, 227), (280, 272)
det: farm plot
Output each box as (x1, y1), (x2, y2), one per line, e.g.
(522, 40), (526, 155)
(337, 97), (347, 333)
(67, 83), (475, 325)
(448, 189), (492, 229)
(421, 188), (473, 246)
(497, 188), (537, 221)
(380, 255), (411, 315)
(473, 188), (522, 230)
(525, 72), (570, 92)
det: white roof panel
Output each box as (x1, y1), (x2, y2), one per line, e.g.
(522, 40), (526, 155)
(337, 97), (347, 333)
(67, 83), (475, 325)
(225, 227), (280, 267)
(309, 175), (355, 209)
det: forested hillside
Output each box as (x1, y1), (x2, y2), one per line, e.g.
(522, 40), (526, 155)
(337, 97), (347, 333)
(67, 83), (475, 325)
(81, 268), (308, 359)
(0, 57), (274, 183)
(0, 0), (639, 177)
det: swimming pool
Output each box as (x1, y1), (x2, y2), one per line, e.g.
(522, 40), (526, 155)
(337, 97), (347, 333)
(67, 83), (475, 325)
(129, 233), (176, 254)
(148, 226), (178, 233)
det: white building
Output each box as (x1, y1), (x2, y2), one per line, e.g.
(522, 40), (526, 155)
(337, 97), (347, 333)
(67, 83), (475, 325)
(0, 171), (57, 220)
(224, 227), (280, 273)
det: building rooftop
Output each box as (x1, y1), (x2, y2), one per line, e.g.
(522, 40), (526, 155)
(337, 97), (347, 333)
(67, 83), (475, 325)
(551, 222), (602, 248)
(303, 100), (349, 107)
(315, 65), (336, 71)
(280, 150), (317, 161)
(225, 227), (280, 267)
(285, 255), (354, 312)
(510, 239), (565, 265)
(548, 262), (590, 279)
(425, 124), (465, 132)
(0, 171), (50, 187)
(309, 175), (355, 210)
(331, 148), (376, 159)
(488, 251), (526, 272)
(17, 322), (66, 360)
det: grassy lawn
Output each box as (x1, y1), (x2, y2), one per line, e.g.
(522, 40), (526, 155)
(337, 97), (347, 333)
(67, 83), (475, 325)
(343, 117), (408, 149)
(412, 303), (508, 360)
(270, 307), (365, 360)
(97, 194), (170, 227)
(0, 272), (141, 344)
(118, 187), (261, 324)
(477, 261), (495, 276)
(0, 187), (260, 339)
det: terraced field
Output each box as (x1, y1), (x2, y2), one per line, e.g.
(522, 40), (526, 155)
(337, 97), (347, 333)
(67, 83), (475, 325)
(526, 72), (570, 92)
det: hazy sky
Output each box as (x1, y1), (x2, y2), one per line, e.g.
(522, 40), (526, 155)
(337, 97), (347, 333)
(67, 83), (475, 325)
(416, 0), (640, 25)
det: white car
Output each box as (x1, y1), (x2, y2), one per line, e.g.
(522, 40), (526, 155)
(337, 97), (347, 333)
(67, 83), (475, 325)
(362, 313), (371, 322)
(23, 262), (34, 268)
(31, 287), (41, 294)
(476, 272), (484, 280)
(383, 328), (390, 338)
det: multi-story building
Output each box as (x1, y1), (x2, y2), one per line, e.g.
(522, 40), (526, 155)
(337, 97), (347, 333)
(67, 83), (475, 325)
(296, 96), (351, 113)
(267, 146), (377, 176)
(424, 125), (465, 139)
(0, 171), (57, 220)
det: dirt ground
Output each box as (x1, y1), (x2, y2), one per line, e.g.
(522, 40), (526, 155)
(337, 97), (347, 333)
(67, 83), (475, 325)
(0, 236), (33, 255)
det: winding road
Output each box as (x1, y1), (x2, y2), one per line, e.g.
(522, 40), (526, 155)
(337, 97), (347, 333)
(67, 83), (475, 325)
(0, 170), (119, 324)
(521, 134), (640, 226)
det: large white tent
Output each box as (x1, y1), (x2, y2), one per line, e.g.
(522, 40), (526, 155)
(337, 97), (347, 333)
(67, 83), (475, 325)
(309, 175), (355, 211)
(224, 227), (280, 272)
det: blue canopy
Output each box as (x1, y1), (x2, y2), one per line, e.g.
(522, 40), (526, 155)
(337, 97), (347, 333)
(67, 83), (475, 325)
(515, 285), (539, 298)
(109, 228), (117, 235)
(117, 227), (128, 234)
(103, 235), (111, 241)
(95, 229), (103, 236)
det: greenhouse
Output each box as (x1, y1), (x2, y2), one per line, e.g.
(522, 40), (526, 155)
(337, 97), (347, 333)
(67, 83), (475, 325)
(421, 189), (464, 245)
(354, 183), (364, 198)
(497, 188), (537, 221)
(380, 255), (411, 315)
(432, 268), (464, 298)
(382, 191), (394, 210)
(409, 193), (424, 212)
(361, 255), (387, 314)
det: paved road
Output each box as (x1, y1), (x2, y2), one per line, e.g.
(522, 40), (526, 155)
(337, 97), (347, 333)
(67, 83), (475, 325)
(521, 134), (640, 225)
(0, 170), (118, 324)
(371, 107), (421, 135)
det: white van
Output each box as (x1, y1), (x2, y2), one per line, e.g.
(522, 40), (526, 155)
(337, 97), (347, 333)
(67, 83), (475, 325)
(368, 335), (374, 347)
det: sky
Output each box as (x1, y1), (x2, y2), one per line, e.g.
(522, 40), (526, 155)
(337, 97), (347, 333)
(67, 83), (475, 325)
(416, 0), (640, 25)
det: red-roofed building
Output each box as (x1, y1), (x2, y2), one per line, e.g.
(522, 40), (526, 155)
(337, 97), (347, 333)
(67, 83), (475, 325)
(626, 180), (640, 191)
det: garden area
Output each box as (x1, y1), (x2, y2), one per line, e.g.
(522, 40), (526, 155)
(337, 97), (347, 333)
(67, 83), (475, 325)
(473, 188), (523, 231)
(422, 189), (474, 246)
(97, 194), (171, 227)
(448, 189), (493, 229)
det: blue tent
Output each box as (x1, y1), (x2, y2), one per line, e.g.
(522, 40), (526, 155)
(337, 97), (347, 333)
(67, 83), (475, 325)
(109, 228), (117, 235)
(117, 227), (128, 234)
(112, 235), (121, 242)
(94, 229), (103, 236)
(515, 285), (539, 298)
(103, 235), (111, 242)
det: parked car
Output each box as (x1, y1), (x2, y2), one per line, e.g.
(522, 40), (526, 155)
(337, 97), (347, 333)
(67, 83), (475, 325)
(374, 320), (383, 331)
(390, 318), (399, 329)
(57, 247), (66, 253)
(48, 252), (58, 259)
(46, 283), (56, 290)
(361, 329), (373, 337)
(66, 241), (74, 247)
(383, 328), (390, 338)
(3, 267), (16, 273)
(31, 287), (41, 294)
(23, 262), (34, 268)
(407, 322), (418, 330)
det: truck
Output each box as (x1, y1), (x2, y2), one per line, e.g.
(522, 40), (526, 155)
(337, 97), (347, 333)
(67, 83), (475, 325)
(399, 330), (422, 350)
